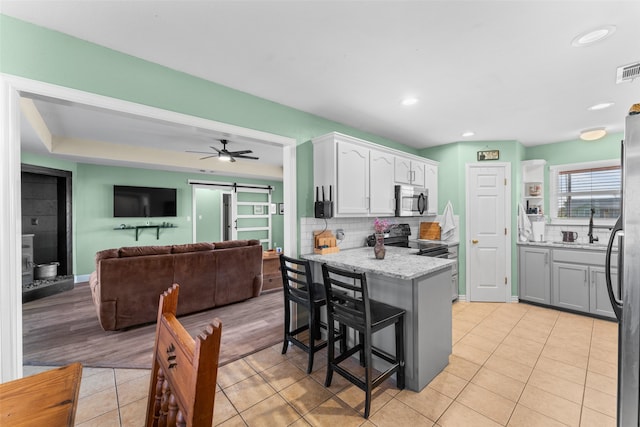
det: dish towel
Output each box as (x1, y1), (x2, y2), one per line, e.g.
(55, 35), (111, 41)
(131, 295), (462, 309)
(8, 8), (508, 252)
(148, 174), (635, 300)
(441, 201), (456, 241)
(518, 203), (532, 242)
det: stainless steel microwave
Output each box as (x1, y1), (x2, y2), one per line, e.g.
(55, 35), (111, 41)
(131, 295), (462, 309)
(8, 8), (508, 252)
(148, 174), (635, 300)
(395, 185), (428, 217)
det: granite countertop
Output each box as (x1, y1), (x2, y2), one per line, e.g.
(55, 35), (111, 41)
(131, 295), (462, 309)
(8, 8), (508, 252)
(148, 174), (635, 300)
(302, 246), (454, 281)
(517, 240), (616, 251)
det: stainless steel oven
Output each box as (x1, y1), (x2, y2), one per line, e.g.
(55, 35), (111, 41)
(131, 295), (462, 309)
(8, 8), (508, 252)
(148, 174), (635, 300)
(395, 185), (428, 217)
(415, 242), (449, 258)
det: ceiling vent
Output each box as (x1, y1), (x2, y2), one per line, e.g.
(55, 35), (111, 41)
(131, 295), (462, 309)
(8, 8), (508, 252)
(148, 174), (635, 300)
(616, 61), (640, 84)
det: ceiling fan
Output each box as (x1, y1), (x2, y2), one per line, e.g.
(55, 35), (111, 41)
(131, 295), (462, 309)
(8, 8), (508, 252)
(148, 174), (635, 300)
(186, 139), (259, 162)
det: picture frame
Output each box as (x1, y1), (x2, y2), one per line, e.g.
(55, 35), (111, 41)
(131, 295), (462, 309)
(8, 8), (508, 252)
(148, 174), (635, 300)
(253, 205), (264, 215)
(477, 149), (500, 161)
(278, 203), (284, 215)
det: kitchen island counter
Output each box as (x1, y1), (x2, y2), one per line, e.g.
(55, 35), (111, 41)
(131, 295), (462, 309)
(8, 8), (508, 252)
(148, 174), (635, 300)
(303, 246), (454, 280)
(303, 246), (453, 392)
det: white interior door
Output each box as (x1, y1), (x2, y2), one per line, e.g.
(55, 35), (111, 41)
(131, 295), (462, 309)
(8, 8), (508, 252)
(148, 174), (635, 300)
(466, 163), (511, 302)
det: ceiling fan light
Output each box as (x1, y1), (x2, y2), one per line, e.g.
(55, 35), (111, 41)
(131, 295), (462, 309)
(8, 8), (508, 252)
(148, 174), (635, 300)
(580, 128), (607, 141)
(219, 154), (232, 161)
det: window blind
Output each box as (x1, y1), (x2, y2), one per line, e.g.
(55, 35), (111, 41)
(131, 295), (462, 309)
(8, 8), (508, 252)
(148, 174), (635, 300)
(556, 165), (621, 219)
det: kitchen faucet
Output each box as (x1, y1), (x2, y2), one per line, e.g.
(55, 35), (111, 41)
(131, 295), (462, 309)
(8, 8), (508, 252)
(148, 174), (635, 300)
(588, 208), (598, 243)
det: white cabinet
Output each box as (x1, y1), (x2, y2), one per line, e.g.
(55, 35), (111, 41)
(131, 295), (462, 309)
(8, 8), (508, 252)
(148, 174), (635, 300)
(313, 133), (402, 217)
(369, 149), (396, 215)
(518, 246), (551, 304)
(336, 141), (369, 215)
(395, 157), (426, 188)
(425, 163), (438, 215)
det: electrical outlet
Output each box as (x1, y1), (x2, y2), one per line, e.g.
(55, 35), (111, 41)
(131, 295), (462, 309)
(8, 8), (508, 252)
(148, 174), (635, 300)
(336, 228), (345, 240)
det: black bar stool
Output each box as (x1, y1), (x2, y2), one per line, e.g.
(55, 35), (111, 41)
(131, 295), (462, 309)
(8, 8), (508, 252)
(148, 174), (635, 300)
(321, 263), (405, 419)
(279, 254), (344, 374)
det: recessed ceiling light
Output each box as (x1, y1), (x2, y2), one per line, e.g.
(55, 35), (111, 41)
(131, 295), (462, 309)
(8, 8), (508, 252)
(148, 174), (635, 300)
(571, 25), (616, 47)
(401, 97), (419, 106)
(588, 102), (615, 111)
(580, 128), (607, 141)
(462, 131), (475, 137)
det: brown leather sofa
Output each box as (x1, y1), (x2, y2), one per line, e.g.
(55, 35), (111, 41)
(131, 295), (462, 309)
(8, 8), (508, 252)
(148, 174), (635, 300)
(89, 240), (263, 331)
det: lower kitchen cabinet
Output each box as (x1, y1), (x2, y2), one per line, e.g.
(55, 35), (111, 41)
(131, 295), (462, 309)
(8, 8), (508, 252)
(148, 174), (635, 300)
(518, 246), (551, 304)
(590, 266), (618, 318)
(518, 244), (617, 320)
(552, 262), (589, 312)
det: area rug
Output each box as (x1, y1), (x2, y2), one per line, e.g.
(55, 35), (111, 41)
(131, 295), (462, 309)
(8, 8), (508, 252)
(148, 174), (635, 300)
(22, 284), (283, 369)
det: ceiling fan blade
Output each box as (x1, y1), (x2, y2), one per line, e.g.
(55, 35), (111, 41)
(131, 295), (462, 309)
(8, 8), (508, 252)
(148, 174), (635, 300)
(199, 154), (219, 160)
(227, 150), (253, 156)
(229, 156), (236, 163)
(236, 154), (260, 160)
(186, 150), (219, 155)
(210, 146), (223, 154)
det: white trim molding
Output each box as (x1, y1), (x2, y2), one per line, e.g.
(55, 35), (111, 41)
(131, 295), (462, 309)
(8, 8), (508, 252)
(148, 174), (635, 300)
(0, 77), (24, 381)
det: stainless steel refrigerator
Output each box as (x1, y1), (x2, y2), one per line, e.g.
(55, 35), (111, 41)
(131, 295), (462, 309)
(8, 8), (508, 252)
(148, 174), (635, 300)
(606, 109), (640, 426)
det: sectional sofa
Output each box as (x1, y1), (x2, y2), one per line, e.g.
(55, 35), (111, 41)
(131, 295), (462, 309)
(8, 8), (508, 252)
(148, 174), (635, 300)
(89, 240), (263, 330)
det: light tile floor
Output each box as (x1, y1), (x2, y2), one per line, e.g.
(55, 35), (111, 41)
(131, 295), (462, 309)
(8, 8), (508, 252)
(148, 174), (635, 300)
(23, 301), (618, 426)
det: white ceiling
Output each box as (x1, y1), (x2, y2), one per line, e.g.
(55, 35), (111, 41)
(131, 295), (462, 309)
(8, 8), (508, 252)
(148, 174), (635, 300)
(4, 1), (640, 174)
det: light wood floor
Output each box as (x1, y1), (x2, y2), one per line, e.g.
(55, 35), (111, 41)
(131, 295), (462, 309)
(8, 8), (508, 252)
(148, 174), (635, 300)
(22, 283), (284, 368)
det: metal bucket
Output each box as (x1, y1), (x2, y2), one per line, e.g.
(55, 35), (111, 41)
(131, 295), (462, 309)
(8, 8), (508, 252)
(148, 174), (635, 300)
(34, 262), (59, 280)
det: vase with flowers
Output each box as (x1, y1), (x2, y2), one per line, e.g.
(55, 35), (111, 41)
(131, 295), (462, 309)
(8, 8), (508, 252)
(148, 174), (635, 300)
(373, 218), (390, 259)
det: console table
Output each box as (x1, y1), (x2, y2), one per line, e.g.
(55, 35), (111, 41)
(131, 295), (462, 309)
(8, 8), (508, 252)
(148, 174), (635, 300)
(114, 224), (177, 241)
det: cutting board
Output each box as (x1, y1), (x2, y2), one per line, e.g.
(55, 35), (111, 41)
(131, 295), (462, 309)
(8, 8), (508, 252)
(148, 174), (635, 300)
(420, 222), (441, 240)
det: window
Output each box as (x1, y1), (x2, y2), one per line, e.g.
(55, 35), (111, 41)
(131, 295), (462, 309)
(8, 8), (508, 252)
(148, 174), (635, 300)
(550, 160), (621, 220)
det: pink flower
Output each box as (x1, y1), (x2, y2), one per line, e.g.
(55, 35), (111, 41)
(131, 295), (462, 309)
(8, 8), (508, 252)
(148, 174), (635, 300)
(373, 218), (391, 234)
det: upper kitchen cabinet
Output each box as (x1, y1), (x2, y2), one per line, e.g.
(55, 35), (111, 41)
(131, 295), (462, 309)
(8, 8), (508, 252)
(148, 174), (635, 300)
(521, 159), (546, 217)
(395, 158), (426, 187)
(425, 163), (438, 215)
(395, 157), (438, 214)
(369, 149), (396, 215)
(313, 132), (436, 217)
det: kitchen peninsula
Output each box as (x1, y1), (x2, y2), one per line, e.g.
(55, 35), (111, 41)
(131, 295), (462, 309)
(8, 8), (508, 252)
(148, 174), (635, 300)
(304, 246), (454, 391)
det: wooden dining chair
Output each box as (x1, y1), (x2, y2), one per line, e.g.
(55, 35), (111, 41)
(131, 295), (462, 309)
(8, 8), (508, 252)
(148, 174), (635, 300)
(0, 362), (82, 426)
(145, 284), (222, 427)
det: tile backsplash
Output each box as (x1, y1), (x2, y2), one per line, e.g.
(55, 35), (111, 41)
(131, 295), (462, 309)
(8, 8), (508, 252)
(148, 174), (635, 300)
(300, 215), (460, 255)
(543, 222), (613, 245)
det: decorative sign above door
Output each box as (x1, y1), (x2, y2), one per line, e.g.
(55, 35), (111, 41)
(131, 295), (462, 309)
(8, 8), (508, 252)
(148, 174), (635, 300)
(477, 150), (500, 161)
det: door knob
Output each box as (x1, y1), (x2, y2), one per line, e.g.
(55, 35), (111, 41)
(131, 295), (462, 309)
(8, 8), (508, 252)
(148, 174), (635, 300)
(471, 239), (479, 244)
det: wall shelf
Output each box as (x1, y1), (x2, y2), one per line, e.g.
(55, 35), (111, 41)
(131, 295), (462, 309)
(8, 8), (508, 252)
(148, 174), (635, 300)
(114, 224), (177, 241)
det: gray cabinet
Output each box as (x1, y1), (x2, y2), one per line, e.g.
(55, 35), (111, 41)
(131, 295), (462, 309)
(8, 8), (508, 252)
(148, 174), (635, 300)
(449, 244), (459, 301)
(590, 266), (618, 318)
(519, 245), (617, 319)
(518, 246), (550, 304)
(552, 262), (589, 312)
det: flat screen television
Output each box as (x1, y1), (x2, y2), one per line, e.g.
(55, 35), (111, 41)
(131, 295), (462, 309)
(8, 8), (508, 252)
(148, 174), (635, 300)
(113, 185), (177, 217)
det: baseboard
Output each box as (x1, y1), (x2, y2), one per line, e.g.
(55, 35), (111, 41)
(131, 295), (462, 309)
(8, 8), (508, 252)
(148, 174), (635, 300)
(511, 295), (519, 303)
(75, 274), (90, 284)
